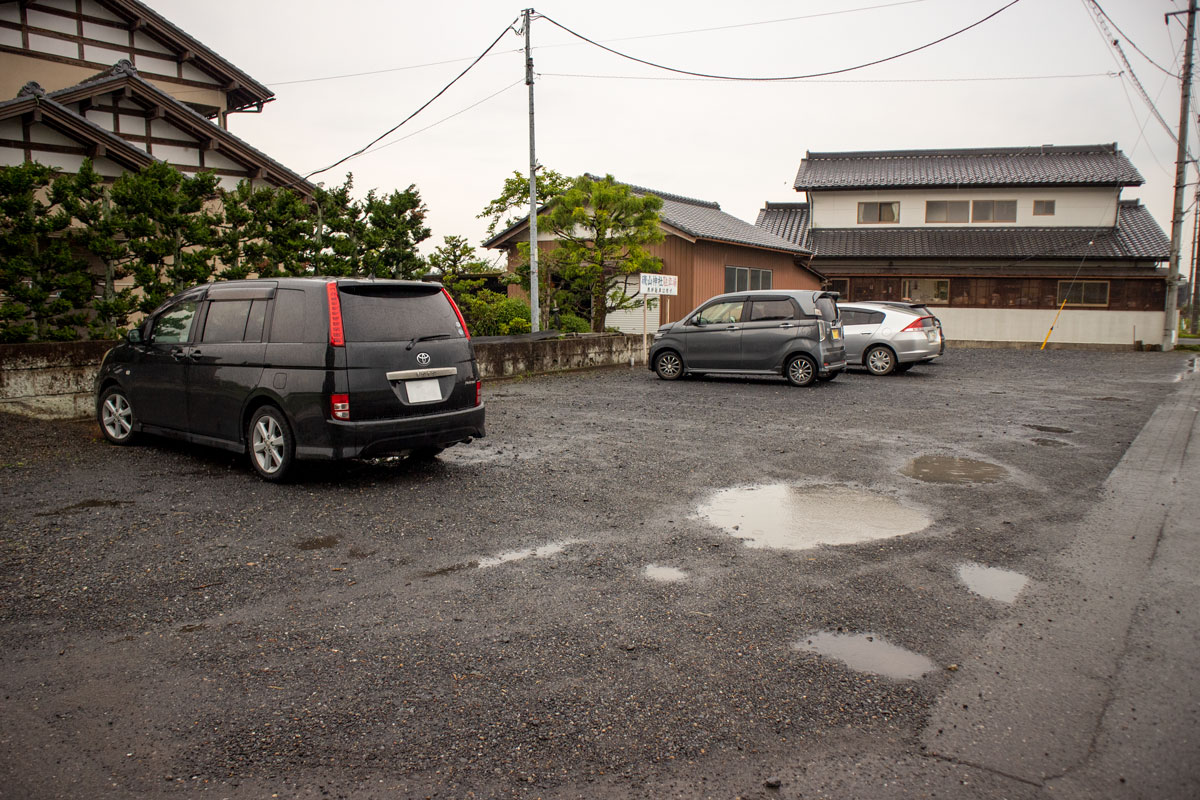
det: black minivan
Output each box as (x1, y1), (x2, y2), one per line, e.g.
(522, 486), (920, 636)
(95, 278), (485, 480)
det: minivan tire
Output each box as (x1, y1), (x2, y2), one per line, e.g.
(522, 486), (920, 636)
(98, 386), (137, 445)
(654, 351), (684, 380)
(785, 354), (817, 387)
(248, 406), (294, 482)
(865, 345), (896, 376)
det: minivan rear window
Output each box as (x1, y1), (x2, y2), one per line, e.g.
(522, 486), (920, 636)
(340, 286), (462, 343)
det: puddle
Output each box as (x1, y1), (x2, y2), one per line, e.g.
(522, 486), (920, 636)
(296, 535), (339, 551)
(1032, 438), (1070, 448)
(696, 485), (930, 550)
(901, 456), (1008, 484)
(957, 562), (1028, 603)
(38, 499), (133, 516)
(643, 564), (688, 583)
(477, 540), (578, 568)
(1094, 396), (1129, 403)
(792, 631), (936, 680)
(1026, 424), (1072, 434)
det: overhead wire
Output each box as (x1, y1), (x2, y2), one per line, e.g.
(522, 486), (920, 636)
(1087, 0), (1179, 77)
(534, 0), (1024, 82)
(539, 71), (1117, 84)
(303, 18), (519, 181)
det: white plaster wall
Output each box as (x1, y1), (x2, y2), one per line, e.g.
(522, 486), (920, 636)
(936, 307), (1164, 347)
(810, 187), (1121, 229)
(82, 20), (127, 45)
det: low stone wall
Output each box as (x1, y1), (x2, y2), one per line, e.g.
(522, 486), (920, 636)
(0, 334), (650, 420)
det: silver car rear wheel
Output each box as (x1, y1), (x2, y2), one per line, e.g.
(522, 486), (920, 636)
(866, 346), (896, 376)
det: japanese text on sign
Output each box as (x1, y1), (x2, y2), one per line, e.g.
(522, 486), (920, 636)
(639, 273), (678, 296)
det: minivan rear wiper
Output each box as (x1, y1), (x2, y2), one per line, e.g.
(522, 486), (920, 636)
(406, 333), (455, 350)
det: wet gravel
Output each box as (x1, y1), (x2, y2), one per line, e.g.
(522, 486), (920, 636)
(0, 348), (1193, 798)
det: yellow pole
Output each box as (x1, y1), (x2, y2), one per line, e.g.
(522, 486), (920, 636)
(1040, 297), (1070, 350)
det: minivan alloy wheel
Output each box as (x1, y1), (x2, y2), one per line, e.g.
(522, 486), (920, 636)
(786, 354), (817, 387)
(99, 387), (136, 444)
(249, 407), (294, 481)
(654, 351), (683, 380)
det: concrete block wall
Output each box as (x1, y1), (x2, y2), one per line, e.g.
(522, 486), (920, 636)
(0, 335), (650, 420)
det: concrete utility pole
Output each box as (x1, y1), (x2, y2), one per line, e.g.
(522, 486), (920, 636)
(522, 8), (540, 333)
(1191, 188), (1200, 335)
(1165, 0), (1197, 351)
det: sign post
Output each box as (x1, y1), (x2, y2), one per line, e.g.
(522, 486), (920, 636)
(639, 273), (679, 360)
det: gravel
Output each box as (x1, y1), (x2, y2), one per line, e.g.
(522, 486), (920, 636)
(0, 348), (1192, 798)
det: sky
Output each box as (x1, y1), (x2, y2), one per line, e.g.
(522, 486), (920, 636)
(151, 0), (1194, 261)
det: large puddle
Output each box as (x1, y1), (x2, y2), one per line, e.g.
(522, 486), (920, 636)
(792, 631), (936, 680)
(696, 484), (931, 550)
(901, 455), (1008, 484)
(957, 562), (1028, 603)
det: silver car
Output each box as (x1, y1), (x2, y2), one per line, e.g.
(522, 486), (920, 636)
(838, 301), (945, 375)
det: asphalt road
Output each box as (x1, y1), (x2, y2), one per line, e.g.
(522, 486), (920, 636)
(1, 349), (1197, 799)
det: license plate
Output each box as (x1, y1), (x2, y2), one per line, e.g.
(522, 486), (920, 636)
(832, 328), (841, 340)
(406, 378), (442, 403)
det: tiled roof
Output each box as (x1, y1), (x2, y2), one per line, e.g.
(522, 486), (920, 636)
(485, 177), (810, 255)
(793, 144), (1144, 190)
(755, 202), (810, 246)
(799, 201), (1169, 262)
(630, 184), (808, 254)
(43, 62), (312, 194)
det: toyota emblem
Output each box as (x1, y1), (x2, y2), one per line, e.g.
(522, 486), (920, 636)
(416, 352), (431, 365)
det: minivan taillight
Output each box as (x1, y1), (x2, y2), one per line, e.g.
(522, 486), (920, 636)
(902, 316), (935, 332)
(326, 282), (345, 347)
(442, 288), (470, 339)
(474, 380), (481, 407)
(331, 393), (350, 420)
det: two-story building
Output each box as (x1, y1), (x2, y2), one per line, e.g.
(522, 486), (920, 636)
(0, 0), (310, 195)
(756, 144), (1171, 348)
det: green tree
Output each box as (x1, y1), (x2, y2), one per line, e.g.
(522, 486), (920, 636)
(109, 161), (221, 313)
(428, 235), (525, 336)
(57, 159), (137, 339)
(304, 179), (364, 277)
(0, 162), (94, 342)
(478, 167), (571, 239)
(360, 184), (430, 279)
(543, 174), (664, 332)
(216, 181), (312, 280)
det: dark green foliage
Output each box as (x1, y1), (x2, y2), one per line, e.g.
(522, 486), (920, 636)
(478, 167), (571, 239)
(0, 162), (94, 342)
(430, 235), (525, 336)
(543, 174), (664, 332)
(361, 185), (431, 279)
(109, 161), (221, 313)
(555, 312), (590, 334)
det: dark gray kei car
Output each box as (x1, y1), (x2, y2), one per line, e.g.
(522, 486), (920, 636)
(95, 278), (485, 481)
(648, 290), (846, 386)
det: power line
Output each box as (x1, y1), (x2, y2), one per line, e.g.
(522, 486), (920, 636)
(1088, 0), (1179, 77)
(534, 0), (1024, 82)
(539, 71), (1117, 85)
(269, 50), (524, 88)
(304, 19), (519, 180)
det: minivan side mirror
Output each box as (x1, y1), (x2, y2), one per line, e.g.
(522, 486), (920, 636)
(688, 316), (705, 327)
(126, 328), (143, 344)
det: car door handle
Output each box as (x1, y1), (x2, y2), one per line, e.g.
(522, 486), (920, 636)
(777, 323), (795, 328)
(171, 348), (187, 361)
(190, 349), (202, 360)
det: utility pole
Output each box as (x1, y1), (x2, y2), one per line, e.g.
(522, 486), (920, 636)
(1165, 0), (1197, 351)
(522, 8), (540, 333)
(1191, 187), (1200, 335)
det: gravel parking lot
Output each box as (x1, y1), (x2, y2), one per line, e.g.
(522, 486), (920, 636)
(0, 349), (1194, 799)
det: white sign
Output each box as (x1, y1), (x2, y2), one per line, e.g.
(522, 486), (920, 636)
(640, 273), (678, 296)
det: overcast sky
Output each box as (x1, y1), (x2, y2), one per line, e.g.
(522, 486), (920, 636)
(152, 0), (1192, 259)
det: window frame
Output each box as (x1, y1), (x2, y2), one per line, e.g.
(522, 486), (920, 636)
(925, 200), (969, 223)
(972, 199), (1018, 223)
(724, 266), (773, 293)
(1033, 199), (1056, 216)
(857, 201), (900, 224)
(1057, 280), (1110, 308)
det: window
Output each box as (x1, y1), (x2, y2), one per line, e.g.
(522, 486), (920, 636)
(1034, 200), (1056, 216)
(748, 298), (798, 322)
(1057, 280), (1109, 307)
(724, 266), (772, 293)
(202, 299), (253, 343)
(925, 201), (969, 223)
(858, 201), (899, 224)
(694, 300), (745, 325)
(972, 200), (1017, 222)
(150, 301), (197, 344)
(828, 278), (849, 298)
(268, 288), (326, 343)
(900, 278), (950, 304)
